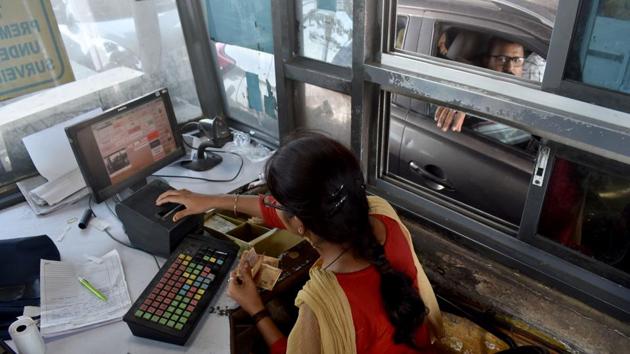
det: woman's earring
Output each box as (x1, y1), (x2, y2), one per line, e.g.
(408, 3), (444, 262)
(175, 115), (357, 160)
(298, 226), (304, 235)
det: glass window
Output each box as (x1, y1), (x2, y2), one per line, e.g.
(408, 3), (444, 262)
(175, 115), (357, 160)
(205, 0), (273, 54)
(296, 0), (353, 67)
(387, 92), (537, 227)
(394, 0), (558, 82)
(203, 0), (279, 139)
(564, 0), (630, 94)
(0, 0), (200, 193)
(213, 42), (279, 139)
(295, 83), (351, 147)
(538, 157), (630, 275)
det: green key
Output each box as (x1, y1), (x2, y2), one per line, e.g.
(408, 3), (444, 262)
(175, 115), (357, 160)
(171, 315), (180, 322)
(167, 306), (176, 313)
(178, 316), (187, 323)
(172, 300), (179, 307)
(179, 302), (186, 309)
(196, 264), (202, 270)
(174, 323), (184, 330)
(164, 312), (173, 319)
(167, 320), (176, 328)
(151, 315), (160, 322)
(175, 308), (183, 315)
(175, 295), (182, 301)
(183, 311), (191, 318)
(183, 297), (190, 304)
(143, 312), (152, 320)
(193, 269), (200, 275)
(134, 310), (144, 318)
(203, 256), (210, 261)
(159, 318), (168, 325)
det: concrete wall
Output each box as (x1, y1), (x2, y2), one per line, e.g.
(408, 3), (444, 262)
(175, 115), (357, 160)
(403, 214), (630, 353)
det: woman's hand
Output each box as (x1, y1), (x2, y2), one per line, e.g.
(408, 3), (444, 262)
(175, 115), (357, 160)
(155, 189), (212, 222)
(227, 258), (264, 316)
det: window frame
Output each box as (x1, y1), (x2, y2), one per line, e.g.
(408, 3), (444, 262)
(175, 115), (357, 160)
(357, 0), (630, 321)
(543, 0), (630, 114)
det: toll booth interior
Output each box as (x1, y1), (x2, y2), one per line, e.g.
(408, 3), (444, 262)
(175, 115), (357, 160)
(1, 1), (630, 353)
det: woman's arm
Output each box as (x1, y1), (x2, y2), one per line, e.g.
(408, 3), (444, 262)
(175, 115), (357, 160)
(156, 190), (262, 222)
(227, 259), (287, 351)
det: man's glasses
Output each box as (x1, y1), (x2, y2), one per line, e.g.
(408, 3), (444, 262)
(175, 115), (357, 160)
(262, 195), (291, 213)
(489, 55), (525, 66)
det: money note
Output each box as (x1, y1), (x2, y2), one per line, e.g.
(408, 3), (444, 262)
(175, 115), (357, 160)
(240, 248), (282, 290)
(255, 263), (283, 291)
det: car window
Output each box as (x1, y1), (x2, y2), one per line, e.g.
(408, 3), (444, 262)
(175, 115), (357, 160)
(395, 0), (558, 80)
(417, 23), (543, 154)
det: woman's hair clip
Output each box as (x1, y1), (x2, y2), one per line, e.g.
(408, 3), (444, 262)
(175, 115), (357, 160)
(327, 184), (348, 216)
(328, 194), (348, 217)
(330, 184), (345, 199)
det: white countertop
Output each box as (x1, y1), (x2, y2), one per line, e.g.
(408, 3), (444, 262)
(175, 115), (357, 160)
(1, 155), (266, 353)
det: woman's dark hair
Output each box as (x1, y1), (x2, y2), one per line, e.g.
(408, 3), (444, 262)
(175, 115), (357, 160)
(265, 132), (427, 347)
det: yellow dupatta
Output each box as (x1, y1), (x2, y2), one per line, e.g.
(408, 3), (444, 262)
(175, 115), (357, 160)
(286, 196), (443, 353)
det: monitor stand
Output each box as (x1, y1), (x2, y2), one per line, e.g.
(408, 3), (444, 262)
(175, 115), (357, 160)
(179, 141), (222, 171)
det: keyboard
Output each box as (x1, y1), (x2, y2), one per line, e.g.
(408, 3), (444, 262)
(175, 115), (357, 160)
(123, 234), (238, 345)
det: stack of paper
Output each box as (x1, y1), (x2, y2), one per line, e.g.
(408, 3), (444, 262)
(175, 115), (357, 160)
(18, 108), (102, 214)
(39, 250), (132, 337)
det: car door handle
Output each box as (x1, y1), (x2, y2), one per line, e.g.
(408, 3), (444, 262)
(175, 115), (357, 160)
(409, 161), (455, 191)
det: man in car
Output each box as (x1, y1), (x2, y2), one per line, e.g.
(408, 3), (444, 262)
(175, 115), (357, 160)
(435, 36), (583, 252)
(434, 37), (526, 132)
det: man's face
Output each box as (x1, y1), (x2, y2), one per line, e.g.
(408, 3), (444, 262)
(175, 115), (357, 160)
(486, 42), (525, 77)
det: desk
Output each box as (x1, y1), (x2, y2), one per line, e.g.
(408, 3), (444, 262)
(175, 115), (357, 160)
(0, 155), (266, 354)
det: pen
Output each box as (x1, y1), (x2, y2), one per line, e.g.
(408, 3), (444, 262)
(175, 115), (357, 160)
(78, 277), (108, 301)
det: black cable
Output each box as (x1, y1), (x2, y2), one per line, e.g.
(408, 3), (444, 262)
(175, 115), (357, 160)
(153, 255), (161, 269)
(90, 194), (161, 271)
(105, 199), (117, 218)
(156, 150), (244, 183)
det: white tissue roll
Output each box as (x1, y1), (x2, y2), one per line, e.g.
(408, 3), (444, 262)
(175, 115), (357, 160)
(8, 317), (46, 354)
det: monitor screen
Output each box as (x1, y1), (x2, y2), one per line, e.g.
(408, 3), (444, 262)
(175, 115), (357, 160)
(66, 88), (185, 202)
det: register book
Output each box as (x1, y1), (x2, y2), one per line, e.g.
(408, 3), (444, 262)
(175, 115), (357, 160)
(39, 250), (131, 337)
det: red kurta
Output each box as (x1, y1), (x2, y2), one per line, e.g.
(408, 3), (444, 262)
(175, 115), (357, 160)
(259, 196), (435, 353)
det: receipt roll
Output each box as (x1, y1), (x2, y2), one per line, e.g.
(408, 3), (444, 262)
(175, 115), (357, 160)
(8, 316), (46, 354)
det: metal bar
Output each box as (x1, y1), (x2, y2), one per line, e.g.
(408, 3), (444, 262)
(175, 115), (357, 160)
(271, 0), (297, 140)
(176, 0), (225, 118)
(284, 57), (352, 94)
(518, 143), (555, 242)
(364, 59), (630, 165)
(542, 0), (581, 91)
(351, 0), (382, 173)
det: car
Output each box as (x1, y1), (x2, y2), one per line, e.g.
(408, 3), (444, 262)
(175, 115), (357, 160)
(388, 0), (556, 227)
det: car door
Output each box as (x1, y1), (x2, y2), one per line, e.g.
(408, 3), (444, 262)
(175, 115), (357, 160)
(399, 108), (534, 225)
(395, 14), (538, 226)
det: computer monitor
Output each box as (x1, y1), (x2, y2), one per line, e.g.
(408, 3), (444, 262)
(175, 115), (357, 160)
(66, 88), (185, 203)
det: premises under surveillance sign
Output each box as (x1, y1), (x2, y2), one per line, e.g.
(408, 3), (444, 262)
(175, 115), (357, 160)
(0, 0), (74, 101)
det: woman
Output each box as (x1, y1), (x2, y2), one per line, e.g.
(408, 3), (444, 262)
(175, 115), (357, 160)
(156, 133), (443, 353)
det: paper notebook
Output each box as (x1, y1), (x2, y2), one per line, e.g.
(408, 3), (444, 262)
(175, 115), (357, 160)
(39, 249), (132, 337)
